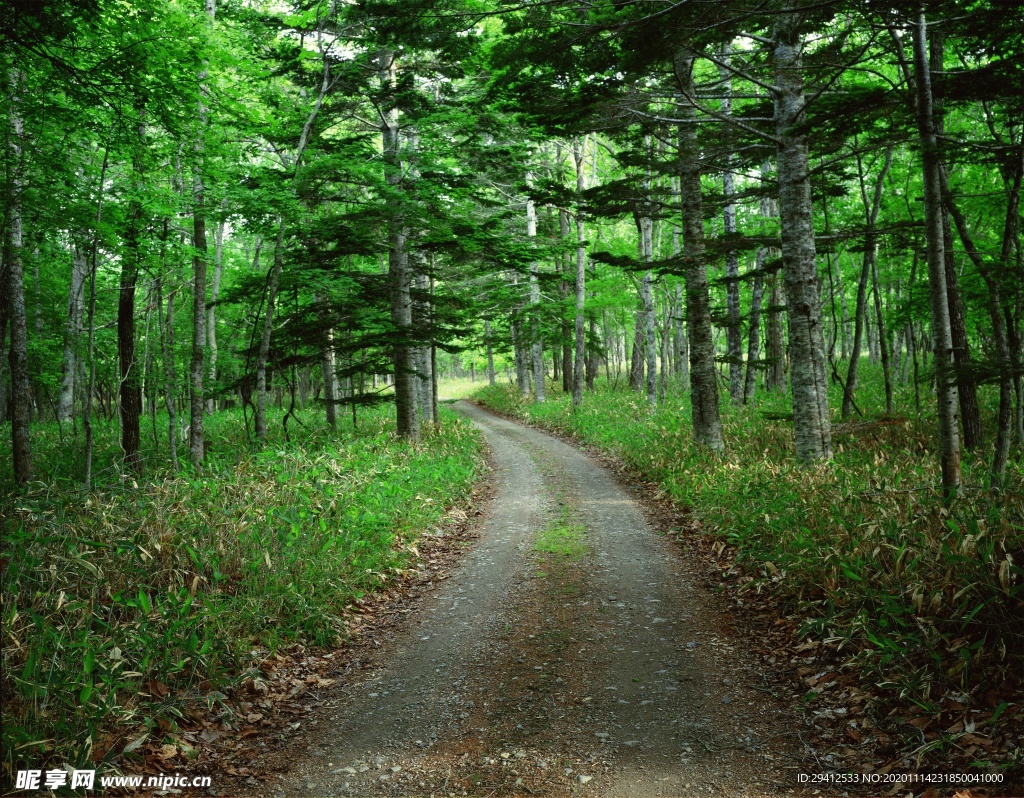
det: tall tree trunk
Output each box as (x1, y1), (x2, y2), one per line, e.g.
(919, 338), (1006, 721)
(572, 135), (588, 408)
(930, 29), (982, 452)
(119, 125), (145, 473)
(415, 269), (434, 421)
(256, 225), (285, 442)
(190, 0), (215, 466)
(674, 52), (723, 451)
(206, 213), (225, 413)
(718, 45), (743, 404)
(6, 69), (32, 485)
(843, 147), (893, 418)
(559, 209), (573, 393)
(526, 177), (545, 402)
(745, 160), (776, 402)
(937, 159), (1020, 488)
(871, 257), (894, 415)
(380, 49), (419, 440)
(83, 148), (109, 488)
(772, 10), (832, 461)
(59, 242), (88, 424)
(156, 252), (178, 471)
(911, 13), (961, 497)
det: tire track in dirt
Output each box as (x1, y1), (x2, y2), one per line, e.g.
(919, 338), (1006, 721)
(257, 402), (803, 797)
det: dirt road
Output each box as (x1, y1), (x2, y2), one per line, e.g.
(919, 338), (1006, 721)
(260, 402), (803, 797)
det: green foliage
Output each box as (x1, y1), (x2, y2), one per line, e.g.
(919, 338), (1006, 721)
(1, 406), (484, 773)
(475, 377), (1024, 713)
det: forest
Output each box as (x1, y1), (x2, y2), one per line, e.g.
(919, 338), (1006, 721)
(2, 0), (1023, 793)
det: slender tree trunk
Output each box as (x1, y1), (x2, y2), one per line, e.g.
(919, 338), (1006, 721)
(485, 319), (496, 385)
(745, 161), (776, 402)
(6, 69), (32, 485)
(119, 119), (146, 473)
(526, 178), (545, 402)
(414, 269), (434, 421)
(379, 50), (419, 440)
(843, 147), (893, 418)
(559, 209), (573, 393)
(59, 242), (88, 424)
(206, 214), (225, 413)
(911, 13), (961, 497)
(773, 10), (832, 461)
(256, 225), (285, 442)
(718, 46), (743, 404)
(572, 136), (588, 408)
(83, 149), (108, 488)
(321, 323), (337, 429)
(938, 160), (1019, 487)
(190, 0), (215, 466)
(674, 52), (723, 451)
(871, 257), (894, 415)
(157, 258), (178, 471)
(929, 29), (982, 452)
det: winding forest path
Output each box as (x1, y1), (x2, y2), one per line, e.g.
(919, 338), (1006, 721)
(259, 403), (802, 797)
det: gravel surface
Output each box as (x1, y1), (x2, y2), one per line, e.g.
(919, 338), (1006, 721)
(252, 402), (805, 797)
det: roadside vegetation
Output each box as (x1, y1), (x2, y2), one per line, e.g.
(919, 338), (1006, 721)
(1, 406), (484, 775)
(475, 370), (1024, 773)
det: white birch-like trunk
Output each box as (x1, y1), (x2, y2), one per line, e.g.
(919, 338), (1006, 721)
(911, 13), (961, 496)
(718, 45), (743, 404)
(572, 136), (588, 408)
(773, 10), (832, 461)
(6, 69), (32, 484)
(205, 214), (225, 413)
(59, 242), (89, 424)
(526, 175), (545, 402)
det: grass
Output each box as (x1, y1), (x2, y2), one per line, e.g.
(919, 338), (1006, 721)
(1, 403), (485, 779)
(474, 367), (1024, 771)
(533, 499), (588, 561)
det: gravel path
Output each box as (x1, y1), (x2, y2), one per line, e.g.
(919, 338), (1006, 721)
(263, 402), (803, 797)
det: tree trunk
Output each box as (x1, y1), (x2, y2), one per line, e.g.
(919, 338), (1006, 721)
(527, 178), (545, 403)
(745, 160), (776, 402)
(256, 225), (285, 442)
(559, 209), (573, 394)
(674, 52), (723, 451)
(6, 69), (32, 485)
(321, 323), (337, 429)
(843, 147), (893, 418)
(206, 213), (225, 413)
(937, 158), (1019, 488)
(930, 29), (982, 453)
(871, 257), (894, 415)
(380, 49), (419, 440)
(414, 269), (434, 422)
(718, 46), (743, 404)
(773, 10), (832, 461)
(59, 242), (88, 424)
(119, 133), (144, 473)
(911, 13), (961, 497)
(572, 135), (588, 408)
(157, 259), (178, 471)
(485, 319), (496, 385)
(190, 0), (215, 466)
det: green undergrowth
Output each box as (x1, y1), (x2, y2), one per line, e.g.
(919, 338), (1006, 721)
(475, 375), (1024, 737)
(1, 405), (484, 777)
